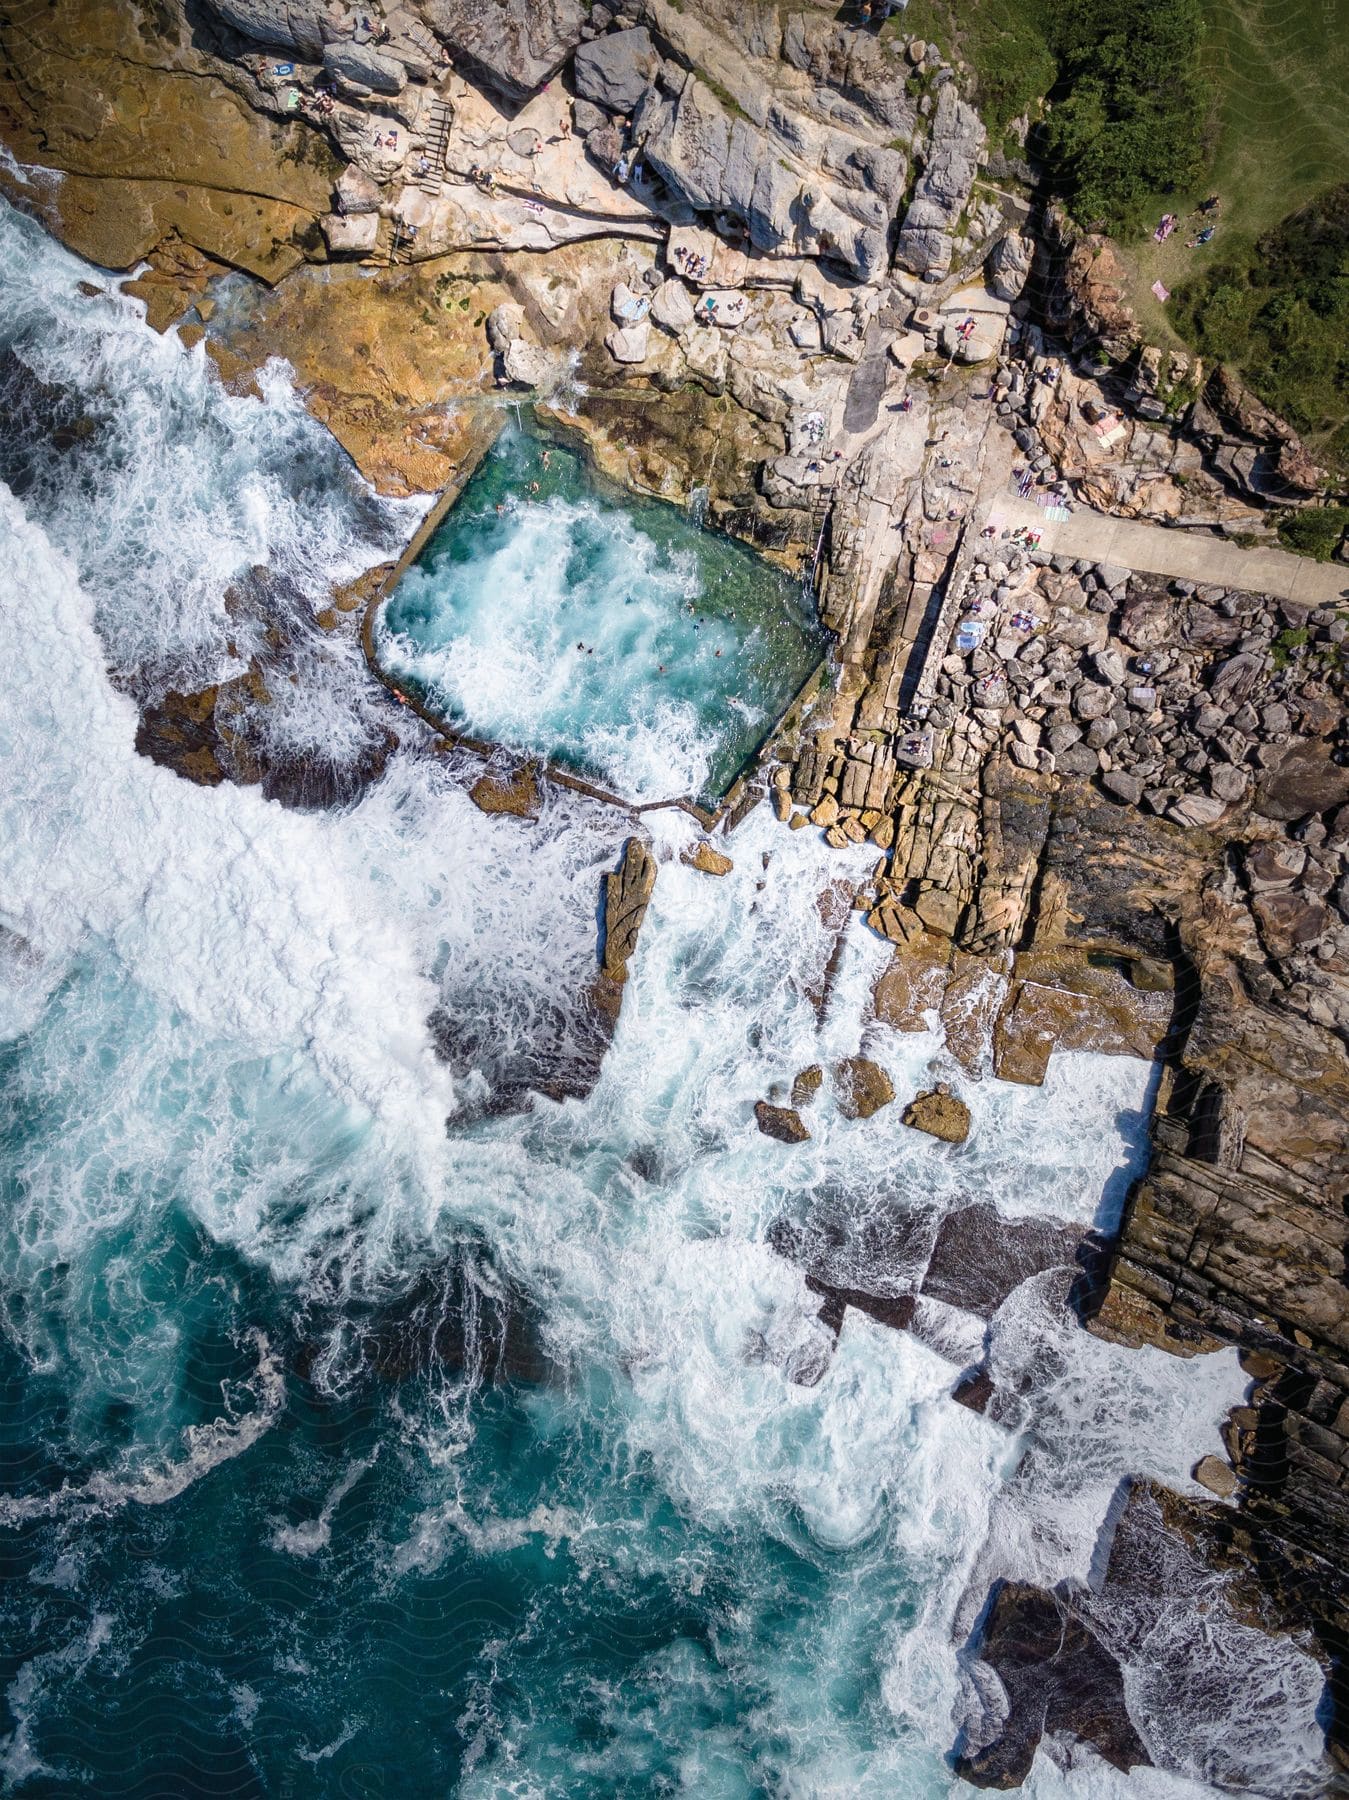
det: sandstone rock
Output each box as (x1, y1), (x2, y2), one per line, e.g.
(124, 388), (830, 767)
(791, 1065), (824, 1108)
(336, 165), (382, 214)
(499, 335), (551, 386)
(1256, 743), (1349, 822)
(902, 1084), (970, 1143)
(321, 210), (379, 254)
(573, 26), (659, 114)
(601, 837), (656, 982)
(650, 277), (696, 333)
(681, 840), (733, 876)
(1207, 764), (1249, 805)
(1167, 792), (1227, 829)
(486, 302), (525, 351)
(986, 230), (1033, 302)
(894, 83), (984, 278)
(1102, 770), (1143, 806)
(325, 41), (408, 95)
(206, 0), (330, 57)
(419, 0), (586, 101)
(834, 1055), (896, 1120)
(1193, 1454), (1238, 1498)
(470, 765), (539, 817)
(810, 793), (840, 828)
(755, 1101), (810, 1144)
(605, 320), (650, 364)
(634, 68), (904, 282)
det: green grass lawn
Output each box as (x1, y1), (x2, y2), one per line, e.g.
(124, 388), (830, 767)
(1119, 0), (1349, 347)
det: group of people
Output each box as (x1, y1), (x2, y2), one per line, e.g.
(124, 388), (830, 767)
(674, 244), (711, 281)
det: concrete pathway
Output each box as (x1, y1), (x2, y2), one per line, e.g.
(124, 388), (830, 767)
(993, 492), (1348, 606)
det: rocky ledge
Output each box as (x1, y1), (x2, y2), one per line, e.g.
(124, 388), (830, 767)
(5, 0), (1349, 1772)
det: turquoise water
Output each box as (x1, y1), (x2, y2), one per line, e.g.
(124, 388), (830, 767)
(0, 192), (1331, 1798)
(377, 428), (824, 802)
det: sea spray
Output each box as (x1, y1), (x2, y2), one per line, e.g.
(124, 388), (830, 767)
(0, 193), (1331, 1797)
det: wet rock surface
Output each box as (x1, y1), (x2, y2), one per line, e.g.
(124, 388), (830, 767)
(901, 1084), (970, 1143)
(957, 1579), (1149, 1788)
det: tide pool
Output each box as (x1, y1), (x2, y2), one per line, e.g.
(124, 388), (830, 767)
(376, 426), (826, 803)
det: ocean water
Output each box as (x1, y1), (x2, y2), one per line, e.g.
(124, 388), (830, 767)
(0, 188), (1331, 1799)
(376, 429), (824, 803)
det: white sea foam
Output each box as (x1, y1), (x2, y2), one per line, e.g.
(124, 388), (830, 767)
(0, 192), (1332, 1797)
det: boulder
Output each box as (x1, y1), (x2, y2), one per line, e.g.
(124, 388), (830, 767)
(1102, 769), (1143, 806)
(419, 0), (586, 102)
(573, 26), (659, 115)
(650, 277), (696, 333)
(755, 1101), (810, 1144)
(325, 41), (407, 95)
(500, 336), (552, 387)
(1256, 743), (1349, 821)
(901, 1083), (970, 1143)
(834, 1056), (895, 1120)
(486, 303), (525, 351)
(986, 230), (1032, 302)
(470, 765), (539, 817)
(681, 840), (733, 876)
(320, 210), (379, 254)
(336, 165), (382, 214)
(1167, 792), (1228, 829)
(604, 320), (650, 364)
(1193, 1454), (1238, 1499)
(894, 83), (985, 278)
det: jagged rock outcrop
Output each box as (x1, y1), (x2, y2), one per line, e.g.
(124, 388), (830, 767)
(894, 83), (985, 279)
(573, 26), (659, 115)
(600, 837), (656, 983)
(417, 0), (586, 101)
(632, 65), (906, 281)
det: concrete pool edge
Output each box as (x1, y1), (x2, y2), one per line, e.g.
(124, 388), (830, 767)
(360, 412), (835, 832)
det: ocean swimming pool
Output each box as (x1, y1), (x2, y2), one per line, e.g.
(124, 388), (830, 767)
(375, 426), (826, 804)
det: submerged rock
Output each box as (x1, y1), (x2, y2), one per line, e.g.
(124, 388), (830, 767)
(755, 1101), (811, 1144)
(790, 1064), (823, 1108)
(470, 764), (539, 818)
(833, 1055), (895, 1120)
(901, 1083), (970, 1143)
(958, 1580), (1149, 1788)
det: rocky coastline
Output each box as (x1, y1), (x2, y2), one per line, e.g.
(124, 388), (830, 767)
(4, 0), (1348, 1776)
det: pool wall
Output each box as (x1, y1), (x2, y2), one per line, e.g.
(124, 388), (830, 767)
(361, 410), (833, 829)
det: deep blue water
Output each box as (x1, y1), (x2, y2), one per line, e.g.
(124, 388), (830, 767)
(0, 193), (1330, 1799)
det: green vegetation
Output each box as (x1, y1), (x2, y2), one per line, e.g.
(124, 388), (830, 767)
(1277, 504), (1349, 561)
(888, 0), (1207, 226)
(888, 0), (1349, 465)
(1171, 186), (1349, 471)
(884, 0), (1053, 134)
(1037, 0), (1209, 234)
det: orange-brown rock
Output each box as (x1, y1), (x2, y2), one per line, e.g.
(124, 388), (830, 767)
(0, 0), (333, 278)
(470, 765), (540, 819)
(681, 840), (733, 876)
